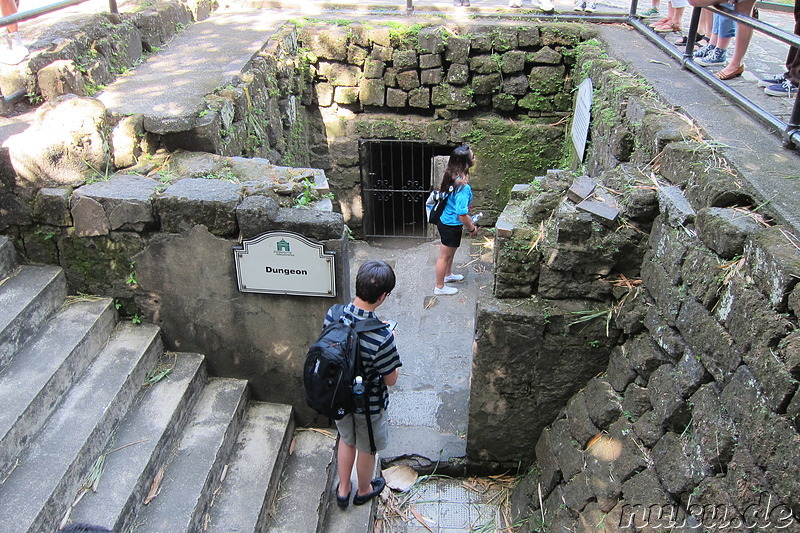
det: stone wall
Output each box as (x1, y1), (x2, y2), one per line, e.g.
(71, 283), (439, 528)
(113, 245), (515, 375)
(468, 39), (800, 530)
(2, 146), (348, 425)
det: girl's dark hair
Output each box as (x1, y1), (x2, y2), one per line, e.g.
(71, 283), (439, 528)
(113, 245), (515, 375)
(439, 145), (474, 193)
(355, 260), (396, 303)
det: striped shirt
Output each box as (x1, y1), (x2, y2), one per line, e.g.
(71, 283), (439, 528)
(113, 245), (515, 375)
(323, 303), (402, 414)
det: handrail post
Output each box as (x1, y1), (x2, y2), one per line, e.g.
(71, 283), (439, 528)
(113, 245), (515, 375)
(406, 0), (413, 14)
(683, 6), (703, 63)
(108, 0), (118, 14)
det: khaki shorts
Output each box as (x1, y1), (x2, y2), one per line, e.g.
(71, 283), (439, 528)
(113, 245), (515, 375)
(335, 411), (389, 453)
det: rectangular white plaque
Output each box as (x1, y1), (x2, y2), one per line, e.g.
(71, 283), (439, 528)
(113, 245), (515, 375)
(571, 78), (593, 162)
(234, 231), (336, 297)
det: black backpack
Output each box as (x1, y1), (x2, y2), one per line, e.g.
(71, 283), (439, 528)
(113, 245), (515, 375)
(303, 305), (385, 421)
(426, 186), (453, 225)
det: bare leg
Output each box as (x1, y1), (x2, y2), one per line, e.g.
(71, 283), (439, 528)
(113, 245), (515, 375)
(699, 7), (713, 36)
(337, 440), (356, 498)
(0, 0), (18, 33)
(718, 0), (755, 76)
(355, 449), (377, 497)
(435, 244), (457, 289)
(672, 6), (685, 28)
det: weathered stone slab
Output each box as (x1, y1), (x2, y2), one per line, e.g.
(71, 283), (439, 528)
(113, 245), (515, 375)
(396, 70), (420, 91)
(624, 333), (672, 380)
(408, 87), (430, 108)
(584, 377), (622, 430)
(647, 364), (690, 431)
(419, 53), (442, 69)
(621, 383), (651, 422)
(633, 410), (665, 448)
(420, 68), (442, 86)
(393, 49), (418, 71)
(643, 305), (687, 359)
(565, 390), (599, 448)
(549, 418), (585, 482)
(676, 299), (738, 383)
(318, 62), (361, 87)
(71, 175), (159, 236)
(528, 65), (566, 94)
(607, 345), (637, 393)
(155, 177), (242, 236)
(363, 58), (385, 79)
(37, 60), (86, 101)
(562, 471), (594, 513)
(300, 26), (347, 61)
(446, 63), (469, 85)
(620, 468), (674, 529)
(657, 185), (696, 227)
(578, 502), (623, 533)
(386, 88), (407, 108)
(567, 176), (596, 204)
(742, 226), (800, 311)
(32, 188), (73, 227)
(359, 79), (385, 106)
(417, 26), (446, 54)
(696, 207), (764, 260)
(688, 384), (736, 469)
(534, 427), (564, 499)
(641, 260), (682, 325)
(680, 245), (723, 309)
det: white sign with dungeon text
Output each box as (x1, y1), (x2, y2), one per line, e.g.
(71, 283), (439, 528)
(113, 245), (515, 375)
(234, 231), (336, 297)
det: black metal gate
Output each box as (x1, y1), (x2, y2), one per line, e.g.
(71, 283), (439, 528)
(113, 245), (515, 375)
(359, 139), (451, 238)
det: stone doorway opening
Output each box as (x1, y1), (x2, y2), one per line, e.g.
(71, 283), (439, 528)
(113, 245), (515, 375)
(359, 139), (453, 239)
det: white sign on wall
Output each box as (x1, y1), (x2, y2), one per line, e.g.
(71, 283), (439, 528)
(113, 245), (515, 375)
(234, 231), (336, 297)
(571, 78), (593, 162)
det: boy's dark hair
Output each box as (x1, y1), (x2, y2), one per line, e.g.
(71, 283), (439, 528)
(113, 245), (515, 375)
(355, 260), (396, 303)
(57, 524), (114, 533)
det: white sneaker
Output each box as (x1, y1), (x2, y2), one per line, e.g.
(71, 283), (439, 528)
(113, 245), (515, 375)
(584, 1), (597, 11)
(434, 286), (459, 295)
(508, 0), (523, 7)
(538, 0), (555, 10)
(573, 0), (584, 11)
(444, 274), (464, 282)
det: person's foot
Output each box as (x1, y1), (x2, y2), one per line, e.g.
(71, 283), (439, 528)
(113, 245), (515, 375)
(649, 17), (670, 27)
(573, 0), (585, 11)
(335, 483), (351, 509)
(715, 63), (745, 80)
(584, 1), (597, 12)
(696, 47), (727, 67)
(509, 0), (523, 7)
(764, 79), (798, 97)
(538, 0), (556, 11)
(444, 273), (464, 282)
(353, 477), (386, 506)
(434, 286), (459, 295)
(758, 73), (785, 88)
(654, 23), (681, 32)
(693, 43), (716, 60)
(641, 6), (660, 15)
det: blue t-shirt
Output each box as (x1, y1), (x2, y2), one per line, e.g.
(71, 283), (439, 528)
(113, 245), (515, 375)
(440, 182), (472, 226)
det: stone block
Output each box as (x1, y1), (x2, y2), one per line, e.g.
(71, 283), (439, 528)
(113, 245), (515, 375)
(393, 49), (418, 71)
(370, 44), (392, 62)
(685, 475), (744, 529)
(430, 85), (472, 110)
(347, 44), (367, 66)
(359, 79), (385, 106)
(492, 93), (516, 111)
(688, 383), (736, 470)
(676, 299), (738, 384)
(657, 141), (712, 187)
(490, 28), (518, 52)
(680, 245), (723, 309)
(420, 68), (442, 86)
(408, 87), (430, 109)
(528, 65), (566, 94)
(471, 73), (502, 95)
(542, 485), (579, 532)
(613, 288), (648, 337)
(696, 207), (765, 260)
(584, 377), (623, 430)
(417, 26), (446, 54)
(633, 410), (665, 448)
(383, 67), (398, 88)
(385, 88), (407, 108)
(620, 468), (675, 529)
(59, 231), (145, 296)
(7, 96), (112, 188)
(578, 502), (623, 533)
(447, 63), (470, 85)
(565, 390), (599, 448)
(624, 332), (672, 380)
(716, 277), (792, 355)
(742, 226), (800, 311)
(502, 74), (528, 95)
(534, 427), (563, 498)
(318, 62), (361, 87)
(270, 206), (346, 241)
(444, 35), (470, 64)
(685, 166), (752, 209)
(333, 86), (359, 105)
(721, 366), (800, 513)
(517, 26), (542, 47)
(396, 69), (420, 91)
(363, 58), (385, 79)
(33, 188), (73, 226)
(37, 59), (86, 101)
(648, 215), (688, 284)
(657, 185), (696, 227)
(71, 175), (159, 236)
(539, 24), (583, 46)
(641, 114), (698, 156)
(622, 187), (660, 226)
(155, 177), (242, 236)
(301, 26), (347, 60)
(112, 114), (146, 169)
(235, 195), (280, 238)
(549, 418), (585, 482)
(469, 55), (500, 75)
(647, 364), (691, 432)
(528, 46), (563, 65)
(563, 471), (594, 513)
(622, 383), (651, 421)
(315, 82), (333, 106)
(567, 176), (596, 203)
(724, 446), (775, 520)
(419, 53), (442, 69)
(537, 264), (613, 300)
(576, 197), (620, 225)
(652, 432), (711, 497)
(607, 345), (638, 393)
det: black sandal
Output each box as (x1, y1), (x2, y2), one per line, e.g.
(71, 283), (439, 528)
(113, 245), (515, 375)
(675, 33), (706, 46)
(353, 477), (386, 506)
(335, 483), (351, 509)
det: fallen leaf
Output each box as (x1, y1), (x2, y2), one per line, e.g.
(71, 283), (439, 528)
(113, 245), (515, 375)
(383, 464), (418, 492)
(410, 505), (436, 532)
(144, 467), (165, 505)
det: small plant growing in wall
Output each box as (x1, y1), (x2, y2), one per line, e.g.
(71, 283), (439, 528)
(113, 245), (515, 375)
(126, 261), (138, 287)
(294, 178), (333, 208)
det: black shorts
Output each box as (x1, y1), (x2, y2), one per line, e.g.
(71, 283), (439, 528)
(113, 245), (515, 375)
(437, 222), (463, 248)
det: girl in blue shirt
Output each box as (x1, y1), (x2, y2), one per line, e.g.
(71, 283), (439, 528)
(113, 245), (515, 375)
(434, 145), (478, 296)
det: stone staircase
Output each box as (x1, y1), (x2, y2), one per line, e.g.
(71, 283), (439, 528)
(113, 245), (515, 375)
(0, 234), (376, 533)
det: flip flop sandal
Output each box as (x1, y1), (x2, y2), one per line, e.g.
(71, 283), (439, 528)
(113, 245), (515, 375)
(675, 33), (706, 46)
(353, 477), (387, 506)
(335, 483), (351, 509)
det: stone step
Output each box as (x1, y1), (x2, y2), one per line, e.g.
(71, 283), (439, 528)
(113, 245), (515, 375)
(205, 402), (295, 533)
(0, 297), (117, 479)
(133, 377), (250, 533)
(320, 441), (381, 533)
(267, 429), (337, 533)
(0, 322), (162, 533)
(0, 265), (66, 370)
(0, 235), (18, 280)
(68, 352), (208, 532)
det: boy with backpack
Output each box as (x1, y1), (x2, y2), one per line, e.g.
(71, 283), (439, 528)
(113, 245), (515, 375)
(321, 260), (402, 508)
